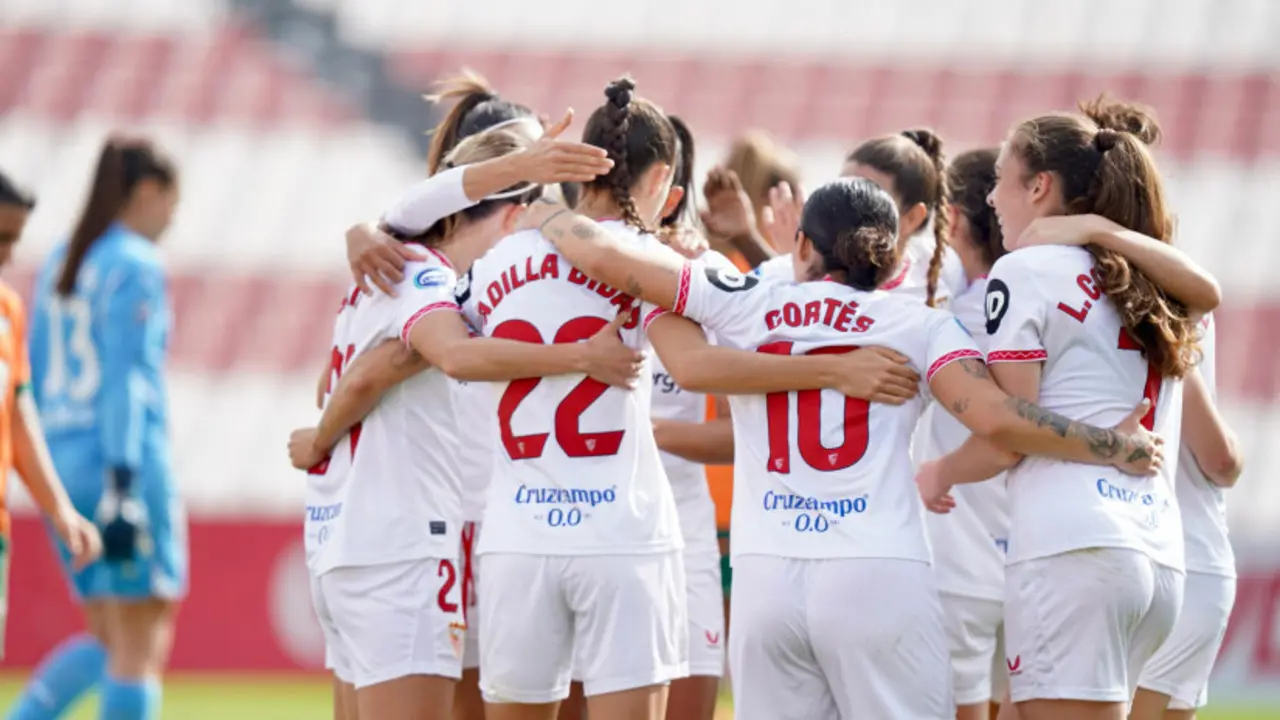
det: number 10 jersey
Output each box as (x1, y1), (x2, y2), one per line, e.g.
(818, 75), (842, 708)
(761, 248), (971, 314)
(668, 262), (981, 563)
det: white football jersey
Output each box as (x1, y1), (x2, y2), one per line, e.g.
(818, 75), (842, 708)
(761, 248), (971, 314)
(649, 248), (736, 561)
(749, 233), (962, 308)
(457, 221), (682, 556)
(985, 246), (1184, 570)
(922, 277), (1009, 601)
(304, 249), (465, 574)
(452, 377), (496, 522)
(1177, 314), (1235, 577)
(666, 261), (981, 562)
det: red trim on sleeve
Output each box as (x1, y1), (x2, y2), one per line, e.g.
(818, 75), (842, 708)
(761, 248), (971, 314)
(673, 264), (692, 315)
(926, 349), (984, 382)
(986, 349), (1048, 364)
(400, 301), (461, 344)
(642, 307), (668, 330)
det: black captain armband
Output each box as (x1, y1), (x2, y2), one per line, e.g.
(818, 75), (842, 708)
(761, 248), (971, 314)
(705, 266), (759, 293)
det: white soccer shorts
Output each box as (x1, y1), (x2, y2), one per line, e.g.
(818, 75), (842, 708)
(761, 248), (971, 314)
(685, 550), (726, 678)
(1137, 571), (1236, 709)
(1004, 547), (1184, 704)
(479, 551), (688, 704)
(311, 557), (466, 689)
(940, 592), (1007, 706)
(728, 555), (953, 720)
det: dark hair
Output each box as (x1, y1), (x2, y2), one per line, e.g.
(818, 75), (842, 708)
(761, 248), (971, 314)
(1010, 95), (1194, 378)
(59, 137), (176, 296)
(409, 128), (542, 247)
(424, 70), (535, 176)
(559, 181), (582, 209)
(0, 171), (35, 210)
(581, 76), (678, 232)
(800, 178), (901, 291)
(946, 148), (1003, 269)
(661, 114), (696, 228)
(847, 129), (950, 307)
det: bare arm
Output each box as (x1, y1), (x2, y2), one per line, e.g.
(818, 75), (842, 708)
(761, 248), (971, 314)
(315, 340), (429, 452)
(1019, 215), (1221, 314)
(654, 411), (735, 466)
(1092, 228), (1220, 314)
(1181, 368), (1243, 487)
(929, 358), (1160, 483)
(12, 390), (74, 520)
(647, 313), (919, 402)
(406, 308), (640, 385)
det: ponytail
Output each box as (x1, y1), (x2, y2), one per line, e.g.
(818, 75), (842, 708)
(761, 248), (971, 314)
(900, 129), (951, 307)
(59, 137), (176, 296)
(1010, 95), (1194, 378)
(662, 114), (697, 228)
(424, 71), (499, 176)
(581, 76), (679, 233)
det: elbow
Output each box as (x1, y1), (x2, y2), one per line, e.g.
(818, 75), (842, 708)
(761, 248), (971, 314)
(664, 355), (714, 393)
(1205, 441), (1244, 488)
(1192, 276), (1223, 314)
(969, 413), (1026, 467)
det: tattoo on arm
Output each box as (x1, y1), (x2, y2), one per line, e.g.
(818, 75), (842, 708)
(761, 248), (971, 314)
(950, 398), (970, 415)
(956, 358), (991, 380)
(1006, 396), (1125, 460)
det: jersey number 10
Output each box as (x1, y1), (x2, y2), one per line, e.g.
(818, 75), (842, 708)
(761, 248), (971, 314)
(758, 342), (870, 474)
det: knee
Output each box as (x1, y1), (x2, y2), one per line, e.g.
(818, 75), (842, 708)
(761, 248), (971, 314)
(107, 600), (179, 680)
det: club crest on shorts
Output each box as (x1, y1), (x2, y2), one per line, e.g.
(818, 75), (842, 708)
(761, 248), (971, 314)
(449, 621), (466, 659)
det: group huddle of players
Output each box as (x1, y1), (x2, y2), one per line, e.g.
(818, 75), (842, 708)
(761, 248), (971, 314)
(286, 71), (1240, 720)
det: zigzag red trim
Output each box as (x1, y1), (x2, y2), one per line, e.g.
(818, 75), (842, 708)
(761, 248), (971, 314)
(400, 301), (460, 344)
(673, 263), (692, 315)
(927, 349), (984, 382)
(987, 349), (1048, 364)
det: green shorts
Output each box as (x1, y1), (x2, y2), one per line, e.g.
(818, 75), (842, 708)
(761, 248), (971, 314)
(718, 529), (732, 595)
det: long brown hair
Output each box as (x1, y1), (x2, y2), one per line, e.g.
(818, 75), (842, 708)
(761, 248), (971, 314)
(424, 70), (535, 176)
(847, 129), (950, 307)
(59, 137), (175, 296)
(1009, 96), (1195, 378)
(581, 77), (678, 233)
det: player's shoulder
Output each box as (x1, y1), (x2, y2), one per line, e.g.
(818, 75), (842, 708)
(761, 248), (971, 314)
(396, 251), (459, 294)
(751, 253), (793, 280)
(695, 248), (737, 270)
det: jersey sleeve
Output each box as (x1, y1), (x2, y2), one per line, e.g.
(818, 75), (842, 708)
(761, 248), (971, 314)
(393, 262), (462, 344)
(98, 262), (165, 472)
(670, 260), (769, 346)
(381, 166), (473, 236)
(923, 310), (984, 383)
(983, 252), (1049, 364)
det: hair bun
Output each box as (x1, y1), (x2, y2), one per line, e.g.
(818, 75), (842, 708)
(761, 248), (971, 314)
(605, 77), (636, 109)
(901, 128), (943, 161)
(1094, 128), (1122, 152)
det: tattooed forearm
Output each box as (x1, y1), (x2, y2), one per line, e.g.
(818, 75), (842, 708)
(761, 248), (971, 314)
(956, 358), (991, 380)
(1005, 396), (1124, 460)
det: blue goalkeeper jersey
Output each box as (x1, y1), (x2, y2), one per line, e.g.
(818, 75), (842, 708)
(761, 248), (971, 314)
(28, 222), (174, 486)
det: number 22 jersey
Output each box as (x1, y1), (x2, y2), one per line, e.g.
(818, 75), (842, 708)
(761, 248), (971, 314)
(666, 262), (981, 562)
(984, 246), (1184, 571)
(456, 221), (682, 557)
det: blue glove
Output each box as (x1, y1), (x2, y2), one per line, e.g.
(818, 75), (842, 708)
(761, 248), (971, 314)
(96, 468), (150, 564)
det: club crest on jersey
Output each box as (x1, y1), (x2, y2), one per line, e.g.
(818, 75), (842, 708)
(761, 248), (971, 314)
(414, 267), (450, 289)
(985, 279), (1011, 334)
(705, 266), (759, 293)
